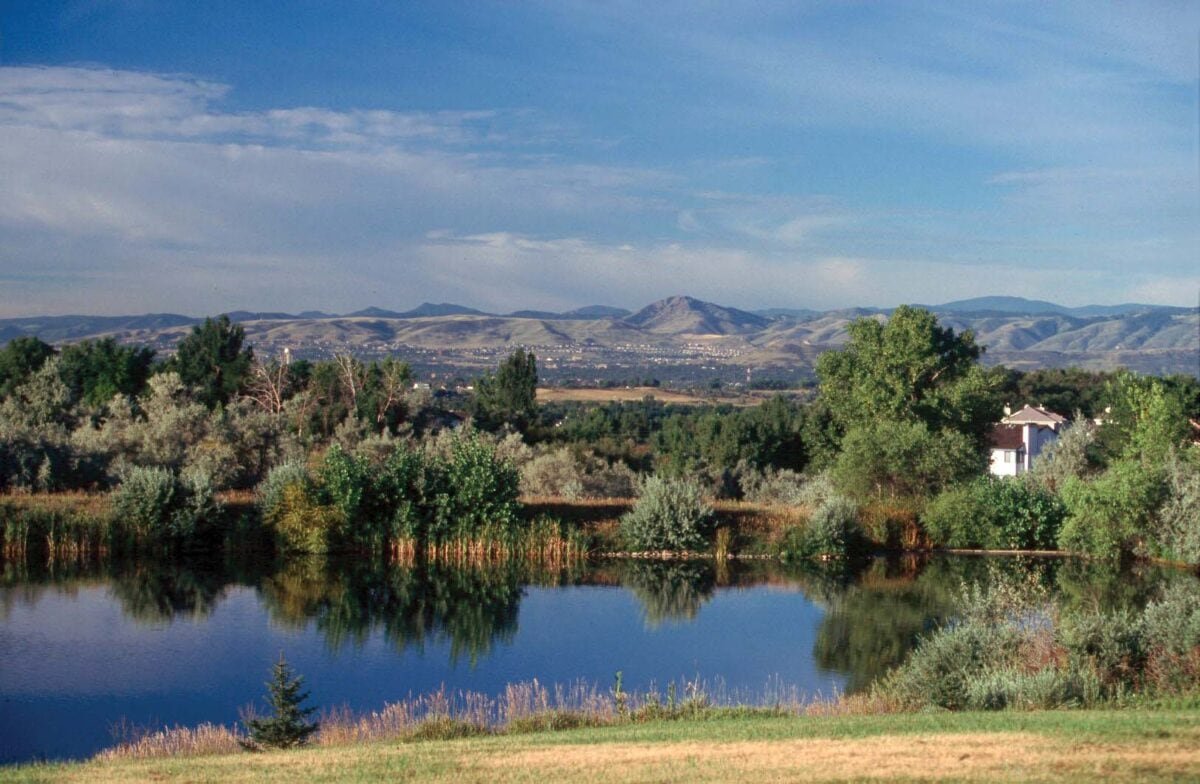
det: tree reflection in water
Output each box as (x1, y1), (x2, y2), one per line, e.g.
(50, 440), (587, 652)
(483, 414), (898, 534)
(255, 556), (530, 665)
(2, 551), (1189, 693)
(619, 560), (717, 627)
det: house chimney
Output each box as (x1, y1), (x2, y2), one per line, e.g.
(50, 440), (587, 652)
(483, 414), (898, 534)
(1003, 403), (1012, 416)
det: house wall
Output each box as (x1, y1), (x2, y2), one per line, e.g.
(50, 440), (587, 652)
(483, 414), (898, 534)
(1024, 425), (1059, 471)
(989, 448), (1022, 477)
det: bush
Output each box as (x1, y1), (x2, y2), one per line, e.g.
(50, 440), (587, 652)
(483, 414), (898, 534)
(832, 420), (984, 502)
(271, 483), (344, 553)
(878, 578), (1200, 712)
(1142, 582), (1200, 657)
(964, 666), (1100, 710)
(111, 465), (220, 546)
(921, 484), (979, 547)
(1027, 418), (1099, 493)
(741, 468), (836, 508)
(1059, 459), (1167, 558)
(880, 620), (1024, 710)
(1058, 609), (1146, 688)
(257, 461), (311, 524)
(521, 449), (585, 499)
(620, 476), (714, 552)
(923, 478), (1065, 550)
(1151, 451), (1200, 565)
(304, 434), (522, 551)
(779, 495), (858, 560)
(432, 433), (521, 541)
(521, 447), (637, 500)
(1142, 582), (1200, 695)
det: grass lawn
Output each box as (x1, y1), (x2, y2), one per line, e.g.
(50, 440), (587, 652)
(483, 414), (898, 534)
(4, 708), (1199, 783)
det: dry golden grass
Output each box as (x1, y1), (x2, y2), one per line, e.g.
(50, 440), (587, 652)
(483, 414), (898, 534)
(475, 732), (1200, 782)
(14, 716), (1200, 784)
(0, 491), (110, 517)
(536, 387), (755, 405)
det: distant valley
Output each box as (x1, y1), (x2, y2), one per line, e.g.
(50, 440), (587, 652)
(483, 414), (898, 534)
(2, 295), (1196, 384)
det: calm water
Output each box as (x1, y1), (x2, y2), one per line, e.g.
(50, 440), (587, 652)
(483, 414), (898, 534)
(0, 554), (1190, 762)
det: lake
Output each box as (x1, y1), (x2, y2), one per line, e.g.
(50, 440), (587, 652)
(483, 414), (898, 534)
(0, 553), (1190, 762)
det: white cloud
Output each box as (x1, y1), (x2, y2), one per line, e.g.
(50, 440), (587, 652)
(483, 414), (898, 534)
(0, 38), (1195, 317)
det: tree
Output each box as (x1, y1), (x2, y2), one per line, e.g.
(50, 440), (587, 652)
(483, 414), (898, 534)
(57, 338), (155, 407)
(1098, 371), (1191, 465)
(359, 356), (412, 431)
(816, 306), (1003, 446)
(244, 654), (319, 749)
(832, 419), (984, 501)
(170, 315), (254, 408)
(0, 336), (56, 398)
(472, 348), (538, 431)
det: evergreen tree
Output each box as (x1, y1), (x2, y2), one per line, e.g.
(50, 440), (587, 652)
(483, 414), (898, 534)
(170, 315), (254, 408)
(57, 337), (155, 406)
(0, 336), (56, 398)
(472, 348), (538, 431)
(244, 654), (319, 749)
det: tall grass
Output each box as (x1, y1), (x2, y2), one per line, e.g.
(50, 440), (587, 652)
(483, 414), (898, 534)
(96, 677), (828, 761)
(0, 494), (114, 559)
(388, 516), (590, 568)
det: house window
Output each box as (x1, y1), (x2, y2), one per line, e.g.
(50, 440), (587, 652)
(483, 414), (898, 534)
(1004, 451), (1012, 463)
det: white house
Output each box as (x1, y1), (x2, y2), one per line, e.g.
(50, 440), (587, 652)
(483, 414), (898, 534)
(988, 405), (1068, 477)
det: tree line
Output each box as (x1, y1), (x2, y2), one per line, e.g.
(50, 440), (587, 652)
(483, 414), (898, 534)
(1, 307), (1197, 563)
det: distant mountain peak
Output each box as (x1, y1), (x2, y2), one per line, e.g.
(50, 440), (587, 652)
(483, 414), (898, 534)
(347, 303), (490, 319)
(625, 295), (770, 334)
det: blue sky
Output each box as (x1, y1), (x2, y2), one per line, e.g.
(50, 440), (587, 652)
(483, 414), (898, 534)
(0, 1), (1196, 316)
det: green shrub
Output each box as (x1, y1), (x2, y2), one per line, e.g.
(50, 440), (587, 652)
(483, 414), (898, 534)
(271, 483), (344, 553)
(923, 478), (1065, 550)
(319, 445), (370, 525)
(779, 495), (859, 560)
(111, 465), (220, 546)
(879, 620), (1024, 710)
(433, 433), (521, 541)
(922, 484), (979, 547)
(620, 476), (714, 552)
(832, 420), (984, 502)
(1058, 609), (1146, 688)
(964, 666), (1100, 710)
(1151, 451), (1200, 565)
(1142, 582), (1200, 657)
(301, 434), (523, 551)
(1059, 459), (1167, 558)
(257, 461), (311, 524)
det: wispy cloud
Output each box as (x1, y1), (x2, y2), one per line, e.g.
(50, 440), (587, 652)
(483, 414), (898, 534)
(0, 0), (1196, 317)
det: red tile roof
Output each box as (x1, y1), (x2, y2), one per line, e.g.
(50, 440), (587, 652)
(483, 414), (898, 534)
(988, 424), (1025, 450)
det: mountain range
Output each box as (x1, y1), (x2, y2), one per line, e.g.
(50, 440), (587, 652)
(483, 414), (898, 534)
(2, 296), (1196, 377)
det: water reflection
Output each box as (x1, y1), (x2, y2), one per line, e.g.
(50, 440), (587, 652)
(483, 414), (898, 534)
(1, 553), (1192, 694)
(258, 557), (527, 664)
(618, 560), (716, 626)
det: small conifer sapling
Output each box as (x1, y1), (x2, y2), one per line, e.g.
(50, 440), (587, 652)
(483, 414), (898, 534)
(243, 653), (319, 749)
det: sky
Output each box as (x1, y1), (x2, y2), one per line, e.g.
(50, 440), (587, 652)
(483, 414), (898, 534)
(0, 1), (1197, 317)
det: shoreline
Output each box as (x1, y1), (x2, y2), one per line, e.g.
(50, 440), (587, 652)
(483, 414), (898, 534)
(4, 491), (1198, 570)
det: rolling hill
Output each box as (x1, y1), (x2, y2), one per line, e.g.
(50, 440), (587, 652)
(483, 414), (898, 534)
(1, 296), (1196, 377)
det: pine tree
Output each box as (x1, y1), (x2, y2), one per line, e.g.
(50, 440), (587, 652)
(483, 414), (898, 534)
(244, 654), (319, 749)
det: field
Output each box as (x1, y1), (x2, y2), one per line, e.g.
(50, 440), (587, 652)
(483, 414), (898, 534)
(536, 386), (761, 405)
(5, 709), (1198, 783)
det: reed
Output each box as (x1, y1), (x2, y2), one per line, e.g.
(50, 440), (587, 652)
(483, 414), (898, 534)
(387, 517), (589, 568)
(0, 495), (115, 560)
(95, 676), (849, 761)
(98, 721), (245, 760)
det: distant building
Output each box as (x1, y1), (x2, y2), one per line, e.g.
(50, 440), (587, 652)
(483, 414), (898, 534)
(988, 404), (1069, 477)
